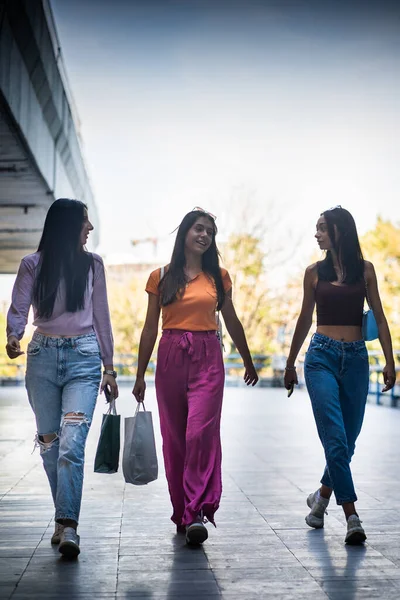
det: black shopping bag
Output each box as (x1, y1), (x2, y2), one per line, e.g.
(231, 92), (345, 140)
(94, 398), (121, 474)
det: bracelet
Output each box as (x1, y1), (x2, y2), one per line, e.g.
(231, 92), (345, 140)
(285, 366), (296, 371)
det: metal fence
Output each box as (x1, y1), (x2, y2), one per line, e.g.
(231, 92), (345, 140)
(1, 351), (399, 403)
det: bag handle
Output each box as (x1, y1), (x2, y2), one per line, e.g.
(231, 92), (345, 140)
(107, 398), (117, 416)
(134, 402), (147, 415)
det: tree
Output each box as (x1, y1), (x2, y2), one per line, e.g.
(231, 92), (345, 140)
(0, 303), (29, 379)
(107, 276), (149, 373)
(219, 191), (304, 356)
(361, 217), (400, 348)
(221, 232), (273, 354)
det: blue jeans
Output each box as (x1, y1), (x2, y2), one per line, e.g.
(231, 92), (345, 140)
(25, 332), (101, 523)
(304, 333), (369, 505)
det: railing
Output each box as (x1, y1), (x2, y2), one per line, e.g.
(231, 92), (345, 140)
(367, 350), (400, 407)
(0, 363), (25, 386)
(0, 353), (291, 387)
(1, 352), (399, 402)
(109, 353), (281, 387)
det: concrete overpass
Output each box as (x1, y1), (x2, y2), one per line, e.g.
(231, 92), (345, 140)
(0, 0), (98, 273)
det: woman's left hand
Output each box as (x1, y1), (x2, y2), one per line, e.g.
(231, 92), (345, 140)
(101, 374), (119, 400)
(382, 363), (396, 392)
(244, 362), (259, 386)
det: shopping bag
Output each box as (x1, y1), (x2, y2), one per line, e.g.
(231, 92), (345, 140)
(94, 398), (121, 474)
(122, 403), (158, 485)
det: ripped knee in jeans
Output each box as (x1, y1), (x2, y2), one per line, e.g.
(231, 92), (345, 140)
(62, 412), (90, 426)
(35, 432), (59, 454)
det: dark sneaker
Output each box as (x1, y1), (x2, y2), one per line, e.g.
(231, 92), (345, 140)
(186, 516), (208, 545)
(59, 527), (80, 558)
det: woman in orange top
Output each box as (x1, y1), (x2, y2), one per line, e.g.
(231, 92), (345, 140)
(133, 208), (258, 545)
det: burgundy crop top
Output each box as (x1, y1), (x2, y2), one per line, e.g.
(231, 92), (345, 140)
(315, 279), (365, 327)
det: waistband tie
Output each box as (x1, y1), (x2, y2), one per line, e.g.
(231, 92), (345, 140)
(178, 332), (195, 356)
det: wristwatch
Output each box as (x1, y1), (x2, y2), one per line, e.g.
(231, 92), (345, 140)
(103, 369), (117, 379)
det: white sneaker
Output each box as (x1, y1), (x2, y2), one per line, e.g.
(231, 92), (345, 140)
(305, 490), (329, 529)
(345, 514), (366, 545)
(186, 515), (208, 545)
(59, 526), (80, 558)
(51, 523), (64, 545)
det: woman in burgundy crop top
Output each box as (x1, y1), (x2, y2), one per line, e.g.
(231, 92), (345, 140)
(284, 206), (395, 546)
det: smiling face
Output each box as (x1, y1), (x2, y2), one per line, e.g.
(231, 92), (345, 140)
(315, 216), (333, 251)
(79, 209), (94, 247)
(185, 216), (215, 256)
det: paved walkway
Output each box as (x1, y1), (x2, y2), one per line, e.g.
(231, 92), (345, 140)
(1, 384), (400, 599)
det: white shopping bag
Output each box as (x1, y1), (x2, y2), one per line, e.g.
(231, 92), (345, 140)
(122, 403), (158, 485)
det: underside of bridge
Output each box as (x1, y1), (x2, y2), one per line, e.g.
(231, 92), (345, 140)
(0, 0), (98, 274)
(0, 92), (53, 273)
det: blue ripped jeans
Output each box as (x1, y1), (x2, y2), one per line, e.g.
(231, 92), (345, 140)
(304, 333), (369, 505)
(25, 332), (101, 523)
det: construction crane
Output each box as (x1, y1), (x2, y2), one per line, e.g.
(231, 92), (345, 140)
(131, 237), (159, 256)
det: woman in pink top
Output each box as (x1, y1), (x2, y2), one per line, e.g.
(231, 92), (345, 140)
(6, 198), (118, 559)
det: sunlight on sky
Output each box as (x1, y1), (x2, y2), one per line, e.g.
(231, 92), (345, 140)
(1, 0), (399, 299)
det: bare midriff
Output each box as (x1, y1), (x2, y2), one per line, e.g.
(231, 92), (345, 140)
(316, 325), (363, 342)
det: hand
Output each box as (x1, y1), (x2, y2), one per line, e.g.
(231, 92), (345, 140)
(244, 362), (258, 386)
(100, 374), (119, 399)
(382, 363), (396, 392)
(284, 367), (298, 391)
(6, 336), (24, 359)
(133, 376), (146, 402)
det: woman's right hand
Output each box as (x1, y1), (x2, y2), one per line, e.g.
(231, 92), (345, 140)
(132, 376), (146, 402)
(6, 336), (24, 359)
(284, 367), (298, 391)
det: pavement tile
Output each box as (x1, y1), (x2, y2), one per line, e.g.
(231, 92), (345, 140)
(2, 386), (400, 600)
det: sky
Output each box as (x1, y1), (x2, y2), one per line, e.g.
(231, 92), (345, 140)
(1, 0), (400, 298)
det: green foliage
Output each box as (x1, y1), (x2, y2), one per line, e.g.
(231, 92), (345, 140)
(107, 277), (148, 373)
(0, 308), (26, 378)
(361, 217), (400, 348)
(222, 232), (273, 354)
(2, 216), (399, 378)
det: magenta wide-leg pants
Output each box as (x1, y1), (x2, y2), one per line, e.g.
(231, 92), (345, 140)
(155, 329), (225, 527)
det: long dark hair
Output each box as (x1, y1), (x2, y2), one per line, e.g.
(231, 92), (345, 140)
(33, 198), (93, 318)
(318, 206), (364, 284)
(160, 210), (225, 310)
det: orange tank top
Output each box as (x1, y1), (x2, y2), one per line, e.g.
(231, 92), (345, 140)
(145, 267), (232, 331)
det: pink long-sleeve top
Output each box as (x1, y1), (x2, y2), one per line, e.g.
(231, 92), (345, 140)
(6, 252), (114, 366)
